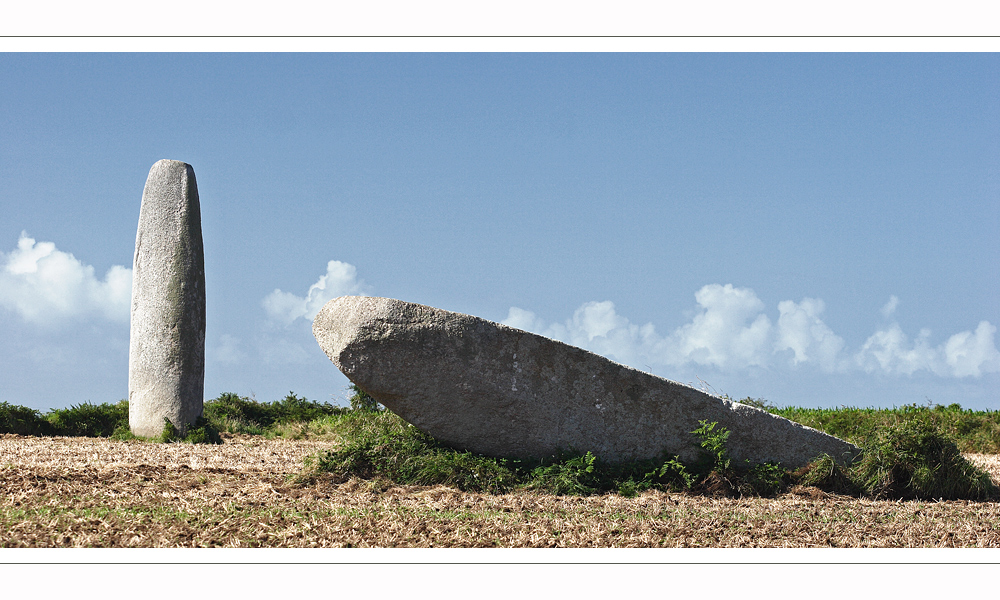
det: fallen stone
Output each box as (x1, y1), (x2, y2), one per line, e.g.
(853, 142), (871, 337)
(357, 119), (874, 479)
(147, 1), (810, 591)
(313, 296), (859, 468)
(128, 160), (206, 438)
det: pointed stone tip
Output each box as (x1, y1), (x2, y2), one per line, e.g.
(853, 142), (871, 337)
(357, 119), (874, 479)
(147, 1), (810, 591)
(148, 159), (193, 176)
(312, 296), (397, 365)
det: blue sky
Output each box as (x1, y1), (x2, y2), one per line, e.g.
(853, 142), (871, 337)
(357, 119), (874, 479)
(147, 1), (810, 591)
(1, 52), (997, 411)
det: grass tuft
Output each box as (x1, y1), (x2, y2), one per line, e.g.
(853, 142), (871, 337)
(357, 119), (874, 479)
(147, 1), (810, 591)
(850, 418), (996, 500)
(525, 452), (600, 495)
(159, 417), (222, 445)
(315, 411), (518, 494)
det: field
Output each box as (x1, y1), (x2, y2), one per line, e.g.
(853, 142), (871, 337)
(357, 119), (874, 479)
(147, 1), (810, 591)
(3, 432), (1000, 548)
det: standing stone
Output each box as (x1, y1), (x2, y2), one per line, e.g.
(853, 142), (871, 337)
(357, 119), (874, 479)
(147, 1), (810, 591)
(314, 296), (860, 468)
(128, 160), (206, 438)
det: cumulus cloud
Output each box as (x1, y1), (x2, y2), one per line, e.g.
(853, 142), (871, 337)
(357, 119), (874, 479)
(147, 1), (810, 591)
(775, 298), (845, 372)
(855, 321), (1000, 378)
(0, 232), (131, 325)
(667, 284), (772, 369)
(502, 306), (548, 333)
(262, 260), (372, 325)
(503, 284), (999, 379)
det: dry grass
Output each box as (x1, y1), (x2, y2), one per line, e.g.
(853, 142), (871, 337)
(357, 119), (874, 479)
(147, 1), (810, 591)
(2, 434), (1000, 548)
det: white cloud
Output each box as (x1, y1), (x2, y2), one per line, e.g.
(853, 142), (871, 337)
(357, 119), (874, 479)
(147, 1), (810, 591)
(855, 320), (1000, 378)
(881, 295), (900, 318)
(945, 322), (1000, 377)
(504, 301), (662, 367)
(262, 260), (372, 325)
(775, 298), (846, 372)
(501, 307), (547, 333)
(504, 284), (998, 380)
(667, 284), (771, 369)
(0, 232), (131, 325)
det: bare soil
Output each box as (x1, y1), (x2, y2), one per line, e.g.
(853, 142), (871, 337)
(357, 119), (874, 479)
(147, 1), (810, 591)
(2, 434), (1000, 548)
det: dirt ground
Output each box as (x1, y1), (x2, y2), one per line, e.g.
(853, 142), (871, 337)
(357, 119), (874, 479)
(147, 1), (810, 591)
(2, 434), (1000, 548)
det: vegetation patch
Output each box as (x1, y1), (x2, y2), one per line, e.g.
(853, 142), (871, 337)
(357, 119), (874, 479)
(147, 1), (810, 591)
(314, 411), (519, 494)
(203, 392), (347, 435)
(1, 391), (342, 443)
(0, 402), (53, 436)
(849, 418), (996, 500)
(159, 417), (223, 445)
(313, 404), (998, 502)
(4, 392), (998, 501)
(313, 412), (805, 499)
(738, 398), (1000, 454)
(46, 401), (130, 438)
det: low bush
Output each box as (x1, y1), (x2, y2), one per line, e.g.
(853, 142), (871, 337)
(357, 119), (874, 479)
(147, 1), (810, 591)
(203, 392), (347, 434)
(45, 401), (129, 438)
(314, 412), (806, 498)
(792, 454), (861, 496)
(525, 452), (600, 495)
(0, 402), (54, 436)
(313, 408), (999, 501)
(159, 416), (222, 444)
(850, 418), (996, 500)
(315, 411), (519, 494)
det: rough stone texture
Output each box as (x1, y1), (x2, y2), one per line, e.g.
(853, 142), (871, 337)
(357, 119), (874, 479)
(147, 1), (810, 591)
(128, 160), (206, 438)
(314, 296), (859, 468)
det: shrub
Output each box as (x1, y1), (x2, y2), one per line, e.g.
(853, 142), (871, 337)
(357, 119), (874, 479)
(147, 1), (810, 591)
(692, 419), (733, 476)
(203, 392), (346, 433)
(526, 452), (600, 495)
(739, 462), (787, 497)
(773, 402), (1000, 454)
(315, 411), (518, 494)
(0, 402), (54, 436)
(850, 419), (997, 500)
(792, 454), (861, 496)
(646, 456), (697, 491)
(159, 416), (222, 444)
(45, 401), (129, 437)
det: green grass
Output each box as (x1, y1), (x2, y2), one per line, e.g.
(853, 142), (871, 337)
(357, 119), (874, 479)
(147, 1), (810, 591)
(311, 411), (797, 498)
(848, 418), (996, 500)
(46, 400), (130, 438)
(313, 411), (520, 494)
(4, 392), (999, 501)
(0, 391), (345, 443)
(310, 399), (999, 501)
(735, 397), (999, 500)
(733, 397), (1000, 454)
(202, 392), (348, 435)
